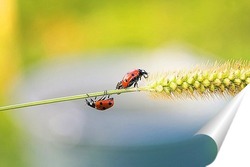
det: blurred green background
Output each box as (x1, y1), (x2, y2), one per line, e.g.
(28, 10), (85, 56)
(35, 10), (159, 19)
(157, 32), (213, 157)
(1, 0), (250, 166)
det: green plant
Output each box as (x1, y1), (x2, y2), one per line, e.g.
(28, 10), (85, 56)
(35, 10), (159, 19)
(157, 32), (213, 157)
(0, 60), (249, 111)
(146, 60), (250, 99)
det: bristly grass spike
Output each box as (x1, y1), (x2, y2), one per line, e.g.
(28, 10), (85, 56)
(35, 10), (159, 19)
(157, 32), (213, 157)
(0, 60), (249, 111)
(146, 60), (250, 99)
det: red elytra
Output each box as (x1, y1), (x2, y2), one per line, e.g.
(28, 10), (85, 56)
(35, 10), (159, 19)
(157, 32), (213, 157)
(94, 98), (114, 110)
(86, 96), (114, 111)
(116, 69), (148, 89)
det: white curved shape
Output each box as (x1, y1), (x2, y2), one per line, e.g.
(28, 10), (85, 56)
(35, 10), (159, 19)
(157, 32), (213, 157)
(195, 85), (250, 166)
(208, 84), (250, 166)
(196, 85), (248, 150)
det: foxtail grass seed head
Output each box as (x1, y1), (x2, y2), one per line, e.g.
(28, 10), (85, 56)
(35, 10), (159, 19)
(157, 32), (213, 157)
(1, 60), (249, 112)
(145, 60), (250, 99)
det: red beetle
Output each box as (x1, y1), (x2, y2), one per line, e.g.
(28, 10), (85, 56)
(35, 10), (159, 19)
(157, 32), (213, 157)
(86, 91), (114, 111)
(116, 69), (148, 89)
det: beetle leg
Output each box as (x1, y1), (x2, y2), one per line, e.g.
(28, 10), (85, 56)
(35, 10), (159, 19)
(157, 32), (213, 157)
(86, 93), (95, 101)
(134, 82), (138, 88)
(105, 90), (110, 98)
(85, 93), (92, 101)
(103, 90), (108, 99)
(98, 96), (104, 101)
(98, 90), (107, 101)
(116, 81), (123, 89)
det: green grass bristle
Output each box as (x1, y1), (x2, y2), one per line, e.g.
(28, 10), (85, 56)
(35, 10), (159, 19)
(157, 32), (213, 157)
(146, 60), (250, 99)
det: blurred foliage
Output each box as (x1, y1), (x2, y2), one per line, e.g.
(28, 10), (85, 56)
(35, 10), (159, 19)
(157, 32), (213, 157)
(0, 0), (27, 166)
(0, 0), (19, 96)
(17, 0), (250, 67)
(0, 113), (28, 167)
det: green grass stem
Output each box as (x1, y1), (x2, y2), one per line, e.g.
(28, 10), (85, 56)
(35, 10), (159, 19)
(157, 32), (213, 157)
(0, 87), (150, 111)
(1, 60), (249, 112)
